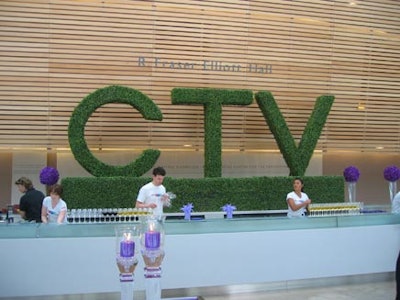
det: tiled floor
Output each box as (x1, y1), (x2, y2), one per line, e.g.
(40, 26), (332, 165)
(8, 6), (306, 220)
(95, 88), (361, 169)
(202, 279), (395, 300)
(4, 275), (396, 300)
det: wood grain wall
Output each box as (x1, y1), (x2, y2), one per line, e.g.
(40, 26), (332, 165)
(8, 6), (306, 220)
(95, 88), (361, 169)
(0, 0), (399, 153)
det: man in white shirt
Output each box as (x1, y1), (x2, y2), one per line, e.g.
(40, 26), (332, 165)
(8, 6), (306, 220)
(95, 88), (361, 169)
(135, 166), (169, 217)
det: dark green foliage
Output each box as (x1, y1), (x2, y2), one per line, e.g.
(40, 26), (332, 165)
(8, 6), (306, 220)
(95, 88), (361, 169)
(62, 176), (344, 211)
(171, 88), (253, 177)
(68, 85), (162, 177)
(62, 177), (149, 208)
(255, 91), (334, 176)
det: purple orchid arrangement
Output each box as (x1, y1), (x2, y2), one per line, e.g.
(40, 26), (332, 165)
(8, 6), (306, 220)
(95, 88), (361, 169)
(39, 166), (59, 185)
(222, 204), (237, 219)
(383, 165), (400, 182)
(343, 166), (360, 183)
(181, 203), (194, 220)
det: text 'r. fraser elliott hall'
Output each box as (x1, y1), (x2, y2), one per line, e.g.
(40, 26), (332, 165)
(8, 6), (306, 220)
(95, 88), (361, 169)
(0, 1), (400, 300)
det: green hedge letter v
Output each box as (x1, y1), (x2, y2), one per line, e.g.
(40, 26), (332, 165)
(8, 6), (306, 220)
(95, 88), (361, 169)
(255, 91), (334, 176)
(68, 85), (163, 177)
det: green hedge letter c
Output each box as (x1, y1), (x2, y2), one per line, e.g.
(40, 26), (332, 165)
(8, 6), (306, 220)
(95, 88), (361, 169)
(68, 85), (163, 177)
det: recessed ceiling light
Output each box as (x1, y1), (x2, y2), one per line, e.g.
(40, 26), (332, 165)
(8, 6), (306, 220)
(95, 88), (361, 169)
(357, 102), (365, 110)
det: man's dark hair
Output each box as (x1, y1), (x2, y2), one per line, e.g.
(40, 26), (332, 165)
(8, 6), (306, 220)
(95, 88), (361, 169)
(153, 166), (166, 176)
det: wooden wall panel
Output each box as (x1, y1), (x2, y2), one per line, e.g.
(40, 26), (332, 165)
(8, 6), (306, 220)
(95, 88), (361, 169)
(0, 0), (399, 152)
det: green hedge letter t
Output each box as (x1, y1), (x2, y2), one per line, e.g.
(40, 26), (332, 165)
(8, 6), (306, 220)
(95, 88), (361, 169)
(171, 88), (253, 177)
(68, 85), (163, 177)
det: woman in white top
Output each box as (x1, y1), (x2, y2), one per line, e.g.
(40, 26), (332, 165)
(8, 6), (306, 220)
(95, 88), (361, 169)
(286, 177), (311, 218)
(41, 184), (67, 224)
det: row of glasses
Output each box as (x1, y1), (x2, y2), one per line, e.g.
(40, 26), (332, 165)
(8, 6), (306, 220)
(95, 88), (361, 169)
(67, 208), (153, 224)
(308, 202), (363, 217)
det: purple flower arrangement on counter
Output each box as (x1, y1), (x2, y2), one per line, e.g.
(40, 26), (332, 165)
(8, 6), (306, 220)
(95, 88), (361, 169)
(383, 165), (400, 182)
(181, 203), (194, 220)
(383, 165), (400, 202)
(39, 166), (59, 185)
(343, 166), (360, 183)
(222, 204), (236, 219)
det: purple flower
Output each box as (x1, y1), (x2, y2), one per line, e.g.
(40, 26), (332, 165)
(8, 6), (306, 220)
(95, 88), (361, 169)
(181, 203), (193, 220)
(39, 167), (59, 185)
(180, 203), (194, 214)
(222, 204), (237, 213)
(343, 166), (360, 182)
(222, 204), (237, 219)
(383, 165), (400, 182)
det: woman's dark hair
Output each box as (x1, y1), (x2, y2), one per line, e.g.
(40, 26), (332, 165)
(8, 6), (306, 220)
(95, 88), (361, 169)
(294, 177), (305, 192)
(49, 184), (63, 196)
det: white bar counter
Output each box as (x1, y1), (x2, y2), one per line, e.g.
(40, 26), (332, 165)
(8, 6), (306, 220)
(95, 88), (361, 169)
(0, 212), (399, 298)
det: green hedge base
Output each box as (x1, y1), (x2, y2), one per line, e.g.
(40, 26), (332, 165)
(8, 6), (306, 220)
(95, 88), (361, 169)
(61, 176), (344, 212)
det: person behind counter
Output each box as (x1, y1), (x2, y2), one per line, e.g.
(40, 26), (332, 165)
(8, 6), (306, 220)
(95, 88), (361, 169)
(393, 192), (400, 299)
(15, 177), (45, 222)
(286, 177), (312, 218)
(135, 166), (170, 217)
(396, 250), (400, 300)
(392, 191), (400, 214)
(41, 184), (67, 224)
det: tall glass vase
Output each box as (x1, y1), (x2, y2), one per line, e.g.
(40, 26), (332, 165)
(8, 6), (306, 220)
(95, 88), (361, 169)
(141, 216), (165, 300)
(347, 181), (356, 203)
(115, 226), (138, 300)
(389, 181), (397, 203)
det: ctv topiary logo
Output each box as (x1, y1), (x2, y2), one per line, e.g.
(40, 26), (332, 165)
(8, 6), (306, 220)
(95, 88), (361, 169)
(68, 85), (334, 178)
